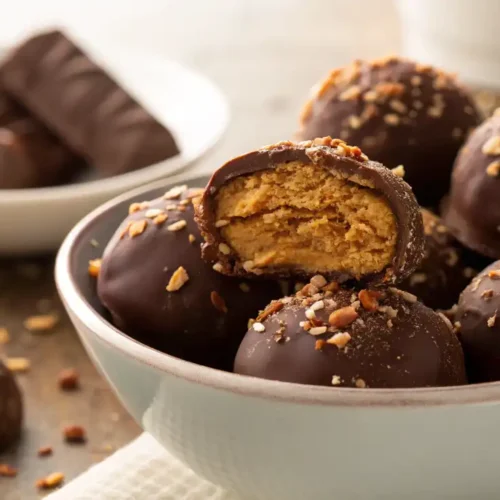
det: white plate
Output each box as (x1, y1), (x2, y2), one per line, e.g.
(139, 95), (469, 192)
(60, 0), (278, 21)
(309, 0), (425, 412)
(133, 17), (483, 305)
(0, 52), (229, 255)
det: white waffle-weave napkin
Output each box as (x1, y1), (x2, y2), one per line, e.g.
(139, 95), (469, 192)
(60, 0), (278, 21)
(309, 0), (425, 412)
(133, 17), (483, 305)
(46, 433), (237, 500)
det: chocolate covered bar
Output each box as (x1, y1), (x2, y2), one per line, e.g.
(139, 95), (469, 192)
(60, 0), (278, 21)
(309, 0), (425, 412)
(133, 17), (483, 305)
(0, 92), (79, 189)
(0, 30), (180, 178)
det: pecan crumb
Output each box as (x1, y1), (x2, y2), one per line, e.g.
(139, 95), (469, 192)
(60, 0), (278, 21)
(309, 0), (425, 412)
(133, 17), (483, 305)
(326, 332), (352, 348)
(315, 339), (326, 350)
(355, 378), (367, 388)
(24, 313), (59, 332)
(6, 357), (30, 373)
(0, 464), (17, 477)
(0, 327), (10, 344)
(328, 306), (358, 328)
(63, 425), (86, 443)
(88, 259), (102, 277)
(391, 165), (405, 178)
(257, 301), (284, 322)
(358, 289), (381, 311)
(38, 446), (53, 457)
(167, 220), (187, 232)
(210, 291), (228, 313)
(166, 267), (189, 292)
(58, 368), (79, 391)
(36, 472), (65, 490)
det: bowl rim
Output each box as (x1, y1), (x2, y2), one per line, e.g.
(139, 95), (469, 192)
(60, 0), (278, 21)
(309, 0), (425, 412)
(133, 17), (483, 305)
(56, 172), (500, 409)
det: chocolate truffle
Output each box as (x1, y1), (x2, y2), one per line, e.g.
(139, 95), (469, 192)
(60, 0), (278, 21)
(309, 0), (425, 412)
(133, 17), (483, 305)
(235, 279), (466, 388)
(455, 261), (500, 382)
(0, 92), (79, 189)
(97, 185), (284, 370)
(0, 360), (23, 451)
(400, 209), (478, 310)
(0, 30), (180, 177)
(196, 137), (424, 284)
(297, 57), (481, 206)
(443, 112), (500, 258)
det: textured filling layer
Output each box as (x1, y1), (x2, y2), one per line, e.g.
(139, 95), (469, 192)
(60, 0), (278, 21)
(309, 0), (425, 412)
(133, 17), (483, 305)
(215, 162), (397, 276)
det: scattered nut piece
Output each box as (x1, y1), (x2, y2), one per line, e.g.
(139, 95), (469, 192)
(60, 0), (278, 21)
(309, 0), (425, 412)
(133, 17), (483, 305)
(391, 165), (405, 178)
(309, 326), (327, 336)
(0, 464), (17, 477)
(252, 322), (266, 333)
(482, 289), (494, 300)
(389, 99), (407, 113)
(310, 275), (327, 288)
(88, 259), (102, 277)
(163, 185), (187, 199)
(215, 220), (230, 228)
(488, 315), (497, 328)
(128, 202), (148, 214)
(58, 368), (79, 391)
(339, 85), (361, 101)
(63, 425), (86, 443)
(210, 291), (228, 313)
(218, 243), (231, 255)
(323, 281), (339, 293)
(326, 332), (352, 348)
(24, 313), (59, 332)
(38, 446), (53, 457)
(328, 306), (358, 328)
(358, 289), (381, 311)
(6, 357), (30, 373)
(310, 300), (325, 312)
(331, 375), (341, 386)
(188, 234), (196, 244)
(212, 262), (224, 273)
(482, 136), (500, 156)
(166, 267), (189, 292)
(257, 301), (284, 322)
(488, 270), (500, 280)
(145, 208), (163, 219)
(128, 220), (147, 238)
(0, 327), (10, 344)
(36, 472), (65, 490)
(389, 288), (418, 303)
(315, 339), (326, 350)
(384, 113), (400, 126)
(153, 213), (168, 225)
(355, 378), (367, 388)
(487, 161), (500, 177)
(167, 220), (187, 232)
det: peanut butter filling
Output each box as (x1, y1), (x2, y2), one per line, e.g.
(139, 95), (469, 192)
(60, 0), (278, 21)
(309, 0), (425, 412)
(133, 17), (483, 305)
(215, 162), (397, 277)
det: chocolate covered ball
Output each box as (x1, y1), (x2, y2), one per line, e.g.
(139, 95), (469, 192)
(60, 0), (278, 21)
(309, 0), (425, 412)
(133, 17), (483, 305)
(400, 209), (478, 310)
(196, 137), (424, 285)
(455, 261), (500, 382)
(235, 279), (466, 388)
(443, 112), (500, 258)
(297, 57), (481, 206)
(97, 185), (284, 370)
(0, 360), (23, 451)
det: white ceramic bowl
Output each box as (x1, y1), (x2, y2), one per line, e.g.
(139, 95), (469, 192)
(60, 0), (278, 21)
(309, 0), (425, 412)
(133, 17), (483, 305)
(0, 54), (228, 255)
(56, 174), (500, 500)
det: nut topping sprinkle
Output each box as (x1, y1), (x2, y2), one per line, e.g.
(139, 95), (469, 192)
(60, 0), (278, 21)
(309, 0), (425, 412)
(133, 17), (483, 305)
(166, 266), (190, 292)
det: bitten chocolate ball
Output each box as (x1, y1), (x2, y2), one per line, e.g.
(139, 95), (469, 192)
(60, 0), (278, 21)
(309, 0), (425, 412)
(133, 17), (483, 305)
(196, 137), (424, 285)
(297, 57), (481, 206)
(400, 209), (478, 310)
(443, 113), (500, 259)
(97, 185), (284, 370)
(455, 261), (500, 382)
(0, 360), (23, 451)
(235, 279), (466, 388)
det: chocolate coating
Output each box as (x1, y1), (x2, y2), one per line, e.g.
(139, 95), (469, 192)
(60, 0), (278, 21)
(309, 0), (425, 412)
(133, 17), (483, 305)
(443, 113), (500, 259)
(455, 260), (500, 382)
(235, 283), (466, 388)
(297, 57), (481, 206)
(0, 30), (179, 177)
(400, 209), (478, 310)
(196, 137), (424, 284)
(0, 360), (23, 451)
(0, 91), (79, 189)
(97, 186), (284, 370)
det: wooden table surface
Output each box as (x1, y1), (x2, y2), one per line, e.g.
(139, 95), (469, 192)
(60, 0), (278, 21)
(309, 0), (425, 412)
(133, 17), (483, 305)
(0, 1), (399, 498)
